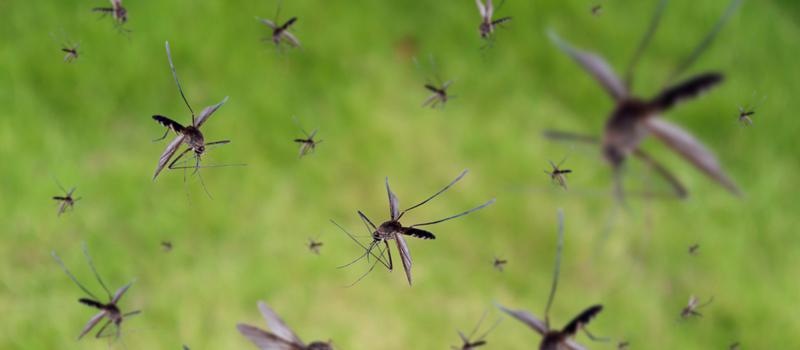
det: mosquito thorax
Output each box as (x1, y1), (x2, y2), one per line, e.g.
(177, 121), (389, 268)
(479, 22), (492, 38)
(377, 220), (403, 238)
(115, 7), (128, 23)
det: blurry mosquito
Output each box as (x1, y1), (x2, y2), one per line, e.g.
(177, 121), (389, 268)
(293, 118), (322, 157)
(681, 295), (713, 319)
(415, 55), (455, 109)
(688, 243), (700, 256)
(475, 0), (512, 40)
(308, 238), (323, 255)
(451, 311), (502, 350)
(161, 241), (173, 252)
(237, 301), (333, 350)
(545, 0), (743, 200)
(257, 2), (300, 49)
(591, 4), (603, 16)
(738, 93), (766, 126)
(335, 169), (495, 286)
(53, 180), (80, 216)
(544, 158), (572, 190)
(152, 41), (239, 197)
(618, 340), (630, 349)
(730, 342), (740, 350)
(52, 244), (139, 341)
(493, 257), (507, 272)
(498, 209), (607, 350)
(93, 0), (128, 27)
(50, 32), (80, 63)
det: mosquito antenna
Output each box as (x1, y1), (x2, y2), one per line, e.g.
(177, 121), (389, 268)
(468, 310), (489, 340)
(544, 208), (565, 328)
(164, 41), (195, 123)
(399, 169), (469, 219)
(476, 317), (502, 342)
(556, 156), (569, 169)
(52, 176), (68, 194)
(275, 0), (283, 23)
(624, 0), (668, 88)
(291, 116), (310, 138)
(410, 198), (495, 227)
(331, 220), (388, 267)
(665, 0), (742, 85)
(81, 243), (112, 300)
(52, 251), (99, 300)
(337, 240), (376, 269)
(195, 161), (214, 199)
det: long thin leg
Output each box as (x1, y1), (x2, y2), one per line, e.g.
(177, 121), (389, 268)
(94, 319), (113, 339)
(583, 328), (610, 342)
(168, 147), (193, 170)
(544, 209), (565, 328)
(624, 0), (668, 88)
(164, 42), (195, 122)
(82, 243), (112, 300)
(410, 198), (496, 227)
(331, 220), (390, 268)
(399, 169), (469, 219)
(152, 129), (169, 142)
(357, 211), (378, 231)
(51, 251), (99, 300)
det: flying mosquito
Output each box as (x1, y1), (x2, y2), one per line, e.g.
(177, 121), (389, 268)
(152, 41), (238, 197)
(293, 119), (322, 157)
(618, 340), (630, 349)
(681, 295), (713, 319)
(335, 169), (495, 286)
(415, 55), (455, 109)
(451, 311), (502, 350)
(544, 0), (743, 199)
(52, 244), (139, 341)
(498, 209), (606, 350)
(161, 241), (173, 252)
(308, 238), (323, 255)
(93, 0), (128, 26)
(257, 2), (300, 49)
(50, 32), (80, 63)
(544, 158), (572, 190)
(53, 180), (80, 216)
(738, 93), (766, 126)
(591, 4), (603, 16)
(729, 342), (740, 350)
(493, 257), (507, 272)
(688, 243), (700, 255)
(237, 301), (333, 350)
(475, 0), (512, 40)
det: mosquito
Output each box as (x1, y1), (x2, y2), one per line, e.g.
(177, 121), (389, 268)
(53, 180), (80, 216)
(161, 241), (173, 252)
(493, 257), (507, 272)
(257, 2), (300, 49)
(308, 238), (323, 255)
(237, 301), (333, 350)
(293, 119), (322, 157)
(738, 93), (766, 126)
(93, 0), (128, 26)
(475, 0), (512, 40)
(152, 41), (238, 197)
(415, 55), (455, 109)
(681, 295), (713, 319)
(544, 158), (572, 190)
(618, 340), (630, 349)
(591, 4), (603, 16)
(451, 311), (502, 350)
(688, 243), (699, 256)
(729, 342), (740, 350)
(498, 209), (607, 350)
(52, 244), (139, 341)
(545, 0), (743, 200)
(337, 169), (495, 286)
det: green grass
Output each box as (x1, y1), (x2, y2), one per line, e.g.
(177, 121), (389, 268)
(1, 0), (799, 349)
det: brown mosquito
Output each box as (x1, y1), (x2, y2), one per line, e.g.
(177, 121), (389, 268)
(591, 4), (603, 16)
(93, 0), (128, 26)
(161, 241), (173, 252)
(50, 32), (80, 63)
(618, 340), (630, 349)
(681, 295), (713, 319)
(53, 180), (80, 216)
(688, 243), (700, 256)
(237, 301), (333, 350)
(498, 209), (607, 350)
(152, 41), (239, 197)
(308, 238), (323, 255)
(729, 342), (740, 350)
(738, 93), (766, 126)
(493, 257), (507, 272)
(257, 2), (300, 49)
(335, 169), (495, 286)
(545, 0), (743, 200)
(293, 119), (322, 157)
(415, 55), (455, 109)
(475, 0), (512, 40)
(52, 244), (139, 341)
(452, 311), (502, 350)
(544, 158), (572, 190)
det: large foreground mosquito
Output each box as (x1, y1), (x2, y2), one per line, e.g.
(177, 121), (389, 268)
(53, 180), (80, 216)
(452, 311), (502, 350)
(257, 2), (300, 49)
(93, 0), (128, 26)
(498, 209), (606, 350)
(475, 0), (512, 40)
(293, 119), (322, 157)
(152, 41), (238, 196)
(681, 295), (713, 319)
(52, 244), (139, 341)
(545, 0), (743, 199)
(544, 158), (572, 190)
(237, 301), (333, 350)
(336, 169), (495, 286)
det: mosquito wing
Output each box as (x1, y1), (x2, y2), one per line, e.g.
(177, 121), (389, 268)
(496, 304), (547, 335)
(475, 0), (487, 18)
(644, 118), (740, 195)
(153, 134), (186, 180)
(111, 0), (122, 8)
(194, 96), (229, 128)
(237, 324), (301, 350)
(257, 301), (306, 347)
(258, 17), (278, 29)
(386, 177), (401, 220)
(57, 201), (67, 216)
(78, 311), (107, 340)
(111, 282), (133, 304)
(395, 234), (413, 286)
(422, 94), (438, 108)
(282, 31), (301, 48)
(632, 148), (688, 198)
(548, 30), (628, 101)
(486, 0), (494, 19)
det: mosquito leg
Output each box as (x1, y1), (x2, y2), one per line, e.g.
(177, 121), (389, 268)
(51, 251), (99, 300)
(94, 319), (113, 339)
(152, 130), (169, 142)
(399, 169), (470, 218)
(168, 147), (193, 170)
(410, 198), (496, 227)
(384, 240), (393, 271)
(81, 243), (112, 300)
(544, 209), (565, 327)
(195, 165), (213, 199)
(583, 328), (610, 342)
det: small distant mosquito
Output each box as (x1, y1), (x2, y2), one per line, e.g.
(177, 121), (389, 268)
(544, 158), (572, 190)
(52, 244), (139, 341)
(422, 81), (454, 109)
(53, 180), (80, 216)
(493, 257), (507, 272)
(335, 169), (495, 286)
(730, 342), (740, 350)
(738, 94), (766, 126)
(681, 295), (713, 319)
(161, 241), (173, 252)
(293, 119), (322, 157)
(50, 32), (80, 63)
(308, 238), (323, 255)
(591, 4), (603, 16)
(618, 340), (630, 349)
(152, 41), (238, 197)
(451, 311), (502, 350)
(498, 209), (607, 350)
(475, 0), (512, 40)
(688, 243), (700, 256)
(237, 301), (333, 350)
(257, 2), (300, 49)
(93, 0), (128, 26)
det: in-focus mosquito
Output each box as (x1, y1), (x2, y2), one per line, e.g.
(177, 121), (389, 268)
(452, 311), (502, 350)
(93, 0), (128, 26)
(53, 180), (81, 216)
(498, 209), (606, 350)
(544, 158), (572, 190)
(152, 41), (240, 197)
(52, 244), (139, 341)
(335, 169), (495, 286)
(293, 119), (322, 157)
(738, 93), (766, 126)
(475, 0), (512, 40)
(308, 238), (323, 255)
(545, 0), (743, 200)
(493, 257), (507, 272)
(681, 295), (713, 319)
(688, 243), (699, 256)
(257, 2), (300, 49)
(237, 301), (333, 350)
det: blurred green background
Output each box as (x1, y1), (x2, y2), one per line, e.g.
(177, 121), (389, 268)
(1, 0), (798, 349)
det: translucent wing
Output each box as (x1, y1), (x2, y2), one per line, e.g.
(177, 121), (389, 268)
(496, 304), (547, 335)
(153, 134), (186, 180)
(111, 0), (122, 8)
(258, 301), (306, 347)
(282, 31), (301, 48)
(237, 324), (301, 350)
(548, 30), (628, 101)
(258, 17), (278, 29)
(644, 118), (740, 195)
(111, 282), (133, 304)
(78, 311), (107, 340)
(486, 0), (494, 19)
(422, 94), (438, 107)
(194, 96), (229, 128)
(386, 177), (400, 220)
(395, 234), (413, 286)
(475, 0), (486, 18)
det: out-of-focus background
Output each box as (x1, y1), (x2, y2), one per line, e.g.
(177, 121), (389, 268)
(1, 0), (798, 349)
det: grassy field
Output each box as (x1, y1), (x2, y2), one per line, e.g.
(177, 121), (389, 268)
(1, 0), (799, 349)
